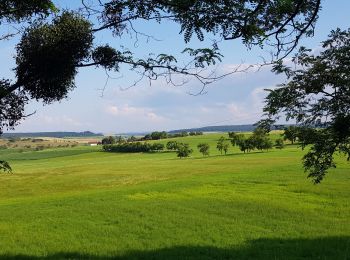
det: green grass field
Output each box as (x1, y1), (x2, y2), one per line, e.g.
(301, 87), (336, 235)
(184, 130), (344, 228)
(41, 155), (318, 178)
(0, 133), (349, 259)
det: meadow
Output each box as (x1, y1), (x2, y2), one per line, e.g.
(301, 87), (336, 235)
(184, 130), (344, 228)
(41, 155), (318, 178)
(0, 133), (349, 259)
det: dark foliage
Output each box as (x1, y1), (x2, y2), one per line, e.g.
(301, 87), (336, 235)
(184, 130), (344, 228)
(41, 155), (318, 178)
(99, 0), (320, 58)
(101, 136), (116, 145)
(176, 143), (193, 158)
(0, 160), (12, 173)
(0, 1), (322, 134)
(0, 80), (27, 135)
(166, 141), (178, 150)
(103, 142), (164, 153)
(282, 126), (300, 144)
(15, 12), (93, 103)
(151, 143), (165, 151)
(0, 0), (56, 23)
(0, 1), (322, 171)
(230, 129), (273, 153)
(216, 136), (229, 155)
(197, 143), (210, 156)
(263, 28), (350, 183)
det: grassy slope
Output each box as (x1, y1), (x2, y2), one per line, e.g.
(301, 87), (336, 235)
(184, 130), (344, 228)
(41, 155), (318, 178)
(0, 133), (349, 259)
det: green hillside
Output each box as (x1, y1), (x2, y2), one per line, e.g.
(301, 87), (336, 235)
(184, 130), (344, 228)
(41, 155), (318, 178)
(0, 133), (349, 259)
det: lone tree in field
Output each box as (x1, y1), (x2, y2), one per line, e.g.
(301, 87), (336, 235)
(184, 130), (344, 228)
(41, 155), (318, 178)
(0, 1), (322, 171)
(262, 28), (350, 183)
(217, 136), (230, 155)
(197, 143), (210, 157)
(176, 143), (193, 159)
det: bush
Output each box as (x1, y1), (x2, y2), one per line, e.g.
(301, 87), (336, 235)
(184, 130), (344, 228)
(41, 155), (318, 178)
(176, 143), (193, 158)
(229, 133), (245, 147)
(237, 138), (255, 153)
(166, 141), (178, 150)
(234, 127), (273, 153)
(197, 143), (210, 156)
(150, 131), (168, 140)
(102, 136), (116, 145)
(151, 143), (165, 151)
(217, 136), (229, 155)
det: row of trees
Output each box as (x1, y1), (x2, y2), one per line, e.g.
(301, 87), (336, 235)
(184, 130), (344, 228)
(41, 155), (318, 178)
(101, 131), (205, 145)
(102, 125), (303, 152)
(281, 125), (321, 146)
(172, 130), (286, 158)
(142, 131), (203, 141)
(102, 129), (289, 158)
(102, 142), (165, 153)
(102, 139), (195, 158)
(229, 129), (274, 153)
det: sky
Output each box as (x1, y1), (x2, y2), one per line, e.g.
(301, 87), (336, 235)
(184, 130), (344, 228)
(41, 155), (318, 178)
(2, 1), (350, 134)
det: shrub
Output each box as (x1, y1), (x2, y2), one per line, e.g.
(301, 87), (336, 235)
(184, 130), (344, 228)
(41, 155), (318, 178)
(151, 143), (165, 151)
(217, 136), (229, 155)
(197, 143), (210, 156)
(229, 133), (245, 147)
(102, 136), (116, 145)
(166, 141), (178, 150)
(176, 143), (193, 158)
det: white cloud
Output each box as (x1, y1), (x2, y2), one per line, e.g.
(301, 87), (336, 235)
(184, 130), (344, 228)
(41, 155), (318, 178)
(105, 104), (165, 122)
(14, 113), (87, 132)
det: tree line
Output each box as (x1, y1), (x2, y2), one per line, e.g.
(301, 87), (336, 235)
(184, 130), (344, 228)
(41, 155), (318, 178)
(102, 128), (289, 159)
(100, 131), (203, 145)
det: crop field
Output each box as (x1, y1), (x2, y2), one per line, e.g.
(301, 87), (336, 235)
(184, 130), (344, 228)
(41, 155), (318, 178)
(0, 133), (349, 259)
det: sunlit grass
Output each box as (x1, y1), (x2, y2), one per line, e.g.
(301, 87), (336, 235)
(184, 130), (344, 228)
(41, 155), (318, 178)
(0, 133), (349, 259)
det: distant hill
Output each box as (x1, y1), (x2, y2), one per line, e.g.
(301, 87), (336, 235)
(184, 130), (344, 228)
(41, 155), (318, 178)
(1, 131), (102, 138)
(169, 124), (287, 133)
(169, 124), (256, 133)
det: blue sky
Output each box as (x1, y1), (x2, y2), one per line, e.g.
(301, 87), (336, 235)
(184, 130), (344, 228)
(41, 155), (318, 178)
(2, 1), (350, 133)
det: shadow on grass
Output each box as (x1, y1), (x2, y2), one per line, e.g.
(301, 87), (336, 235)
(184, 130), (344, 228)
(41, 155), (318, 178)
(193, 151), (264, 160)
(2, 236), (349, 259)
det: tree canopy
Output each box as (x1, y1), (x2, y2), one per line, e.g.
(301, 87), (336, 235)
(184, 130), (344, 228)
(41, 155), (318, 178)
(0, 0), (322, 172)
(0, 0), (322, 133)
(262, 28), (350, 183)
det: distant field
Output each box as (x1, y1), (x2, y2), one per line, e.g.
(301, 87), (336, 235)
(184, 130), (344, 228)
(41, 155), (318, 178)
(0, 133), (349, 259)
